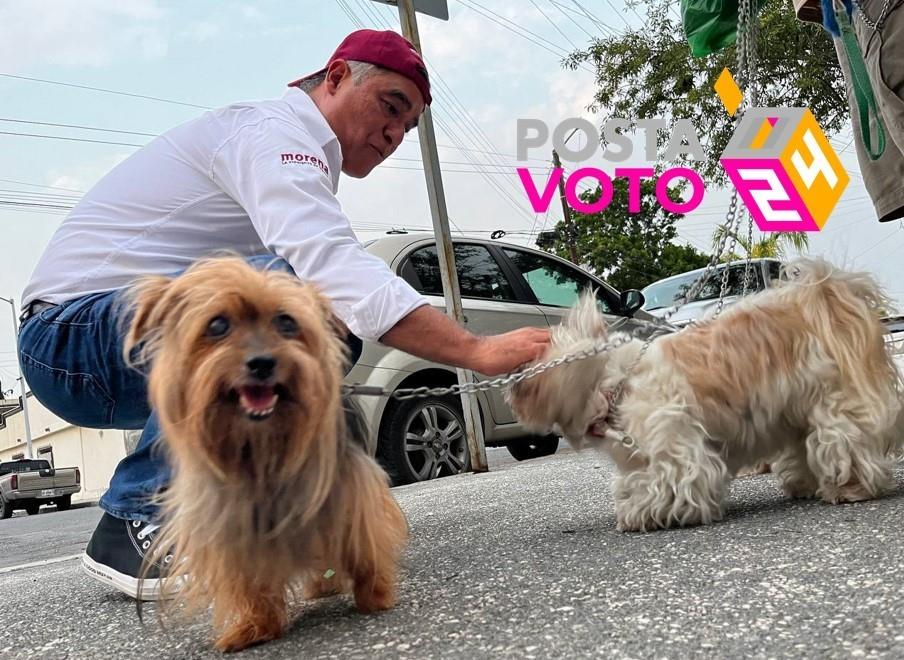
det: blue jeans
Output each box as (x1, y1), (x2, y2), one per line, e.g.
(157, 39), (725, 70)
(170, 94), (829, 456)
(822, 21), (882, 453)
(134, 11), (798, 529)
(17, 255), (362, 522)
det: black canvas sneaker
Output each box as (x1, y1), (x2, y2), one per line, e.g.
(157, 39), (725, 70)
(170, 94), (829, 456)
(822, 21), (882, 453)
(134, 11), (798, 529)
(82, 512), (177, 601)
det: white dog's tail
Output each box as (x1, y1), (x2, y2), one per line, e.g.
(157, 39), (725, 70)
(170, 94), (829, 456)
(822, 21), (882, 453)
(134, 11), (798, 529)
(784, 258), (904, 450)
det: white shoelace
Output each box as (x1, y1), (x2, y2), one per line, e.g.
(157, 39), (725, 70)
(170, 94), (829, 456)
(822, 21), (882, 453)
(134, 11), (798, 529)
(136, 522), (160, 541)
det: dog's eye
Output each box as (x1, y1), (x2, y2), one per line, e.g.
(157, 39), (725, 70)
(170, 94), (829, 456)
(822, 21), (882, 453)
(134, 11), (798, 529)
(274, 313), (299, 337)
(206, 316), (230, 338)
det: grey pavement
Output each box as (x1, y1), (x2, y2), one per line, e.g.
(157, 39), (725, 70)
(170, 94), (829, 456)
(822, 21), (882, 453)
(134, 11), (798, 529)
(2, 448), (904, 659)
(0, 505), (102, 570)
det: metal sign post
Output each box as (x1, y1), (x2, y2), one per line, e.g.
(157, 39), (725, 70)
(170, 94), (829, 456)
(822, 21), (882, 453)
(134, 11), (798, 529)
(370, 0), (449, 20)
(1, 296), (34, 458)
(375, 0), (488, 473)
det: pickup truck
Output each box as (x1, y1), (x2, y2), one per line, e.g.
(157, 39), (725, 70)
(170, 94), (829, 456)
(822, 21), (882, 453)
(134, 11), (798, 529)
(0, 459), (81, 519)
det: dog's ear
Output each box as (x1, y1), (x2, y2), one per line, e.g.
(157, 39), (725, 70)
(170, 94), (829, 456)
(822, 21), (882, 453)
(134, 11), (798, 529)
(123, 275), (176, 362)
(563, 290), (608, 339)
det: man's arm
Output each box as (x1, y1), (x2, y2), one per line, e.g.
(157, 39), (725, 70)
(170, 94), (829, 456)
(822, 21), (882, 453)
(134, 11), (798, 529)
(380, 305), (550, 377)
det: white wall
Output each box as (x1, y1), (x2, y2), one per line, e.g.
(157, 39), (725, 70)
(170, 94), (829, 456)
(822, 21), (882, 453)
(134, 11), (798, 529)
(0, 395), (128, 503)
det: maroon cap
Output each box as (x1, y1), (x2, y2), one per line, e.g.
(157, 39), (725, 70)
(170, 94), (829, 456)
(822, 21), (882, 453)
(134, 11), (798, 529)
(288, 29), (431, 106)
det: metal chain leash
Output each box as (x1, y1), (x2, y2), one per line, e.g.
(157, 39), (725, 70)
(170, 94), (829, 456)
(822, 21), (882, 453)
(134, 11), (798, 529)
(344, 0), (761, 402)
(853, 0), (893, 30)
(341, 334), (637, 400)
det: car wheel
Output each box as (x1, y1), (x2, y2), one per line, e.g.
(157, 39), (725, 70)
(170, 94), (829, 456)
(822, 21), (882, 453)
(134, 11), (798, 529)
(506, 435), (559, 461)
(378, 395), (471, 485)
(56, 495), (72, 511)
(24, 502), (40, 516)
(0, 498), (11, 520)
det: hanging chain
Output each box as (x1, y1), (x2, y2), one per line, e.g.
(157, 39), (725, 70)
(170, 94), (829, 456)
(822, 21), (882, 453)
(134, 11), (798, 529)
(853, 0), (893, 30)
(734, 0), (757, 303)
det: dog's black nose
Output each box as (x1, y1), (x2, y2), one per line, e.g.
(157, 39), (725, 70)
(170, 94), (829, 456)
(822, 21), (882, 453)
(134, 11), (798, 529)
(246, 355), (277, 380)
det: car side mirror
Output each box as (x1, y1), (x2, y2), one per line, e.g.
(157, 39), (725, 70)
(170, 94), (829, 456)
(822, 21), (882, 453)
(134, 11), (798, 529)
(620, 289), (645, 317)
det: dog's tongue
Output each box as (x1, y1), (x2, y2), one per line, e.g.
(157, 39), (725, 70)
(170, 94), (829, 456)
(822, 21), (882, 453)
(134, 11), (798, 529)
(238, 385), (279, 414)
(588, 419), (610, 438)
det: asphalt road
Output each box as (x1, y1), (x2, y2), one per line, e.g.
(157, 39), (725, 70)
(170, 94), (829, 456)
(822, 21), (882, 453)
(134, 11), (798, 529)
(2, 447), (904, 659)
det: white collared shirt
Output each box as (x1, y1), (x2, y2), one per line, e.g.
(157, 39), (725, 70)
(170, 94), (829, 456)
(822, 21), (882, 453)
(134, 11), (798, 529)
(22, 88), (427, 341)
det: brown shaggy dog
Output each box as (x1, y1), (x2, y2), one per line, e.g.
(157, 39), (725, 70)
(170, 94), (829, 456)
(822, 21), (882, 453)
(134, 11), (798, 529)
(125, 257), (407, 651)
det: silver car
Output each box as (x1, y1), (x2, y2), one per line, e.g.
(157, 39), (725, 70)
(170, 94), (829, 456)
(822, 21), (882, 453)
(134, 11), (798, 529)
(641, 258), (783, 327)
(345, 233), (664, 485)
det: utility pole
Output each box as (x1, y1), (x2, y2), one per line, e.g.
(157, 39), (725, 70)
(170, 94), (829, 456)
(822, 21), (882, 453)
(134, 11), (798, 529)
(551, 148), (579, 264)
(1, 296), (34, 459)
(384, 0), (488, 473)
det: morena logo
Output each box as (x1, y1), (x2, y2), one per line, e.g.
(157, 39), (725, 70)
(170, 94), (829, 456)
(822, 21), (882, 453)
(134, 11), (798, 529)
(281, 153), (329, 175)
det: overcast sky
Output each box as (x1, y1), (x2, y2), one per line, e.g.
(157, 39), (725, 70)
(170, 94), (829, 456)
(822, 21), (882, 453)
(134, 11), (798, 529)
(0, 0), (900, 393)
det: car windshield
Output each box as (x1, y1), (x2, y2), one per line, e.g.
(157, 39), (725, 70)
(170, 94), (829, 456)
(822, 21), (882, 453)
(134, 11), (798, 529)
(643, 264), (765, 311)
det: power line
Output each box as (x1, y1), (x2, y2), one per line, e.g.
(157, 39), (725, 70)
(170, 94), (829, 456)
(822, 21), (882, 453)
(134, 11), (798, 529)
(0, 200), (74, 211)
(1, 115), (547, 165)
(0, 130), (143, 148)
(851, 227), (904, 262)
(550, 0), (619, 36)
(352, 0), (390, 26)
(0, 188), (82, 202)
(433, 114), (541, 219)
(527, 0), (580, 50)
(388, 155), (549, 170)
(456, 0), (595, 72)
(336, 0), (365, 28)
(618, 0), (647, 26)
(0, 73), (211, 110)
(0, 117), (157, 137)
(571, 0), (617, 30)
(0, 178), (85, 194)
(549, 0), (610, 39)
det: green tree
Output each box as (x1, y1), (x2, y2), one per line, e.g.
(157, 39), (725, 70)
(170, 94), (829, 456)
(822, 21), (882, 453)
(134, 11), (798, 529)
(712, 224), (809, 261)
(545, 177), (711, 290)
(565, 0), (845, 184)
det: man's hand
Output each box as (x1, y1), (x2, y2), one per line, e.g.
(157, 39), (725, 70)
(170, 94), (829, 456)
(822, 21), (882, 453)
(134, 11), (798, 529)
(380, 305), (550, 376)
(469, 327), (550, 376)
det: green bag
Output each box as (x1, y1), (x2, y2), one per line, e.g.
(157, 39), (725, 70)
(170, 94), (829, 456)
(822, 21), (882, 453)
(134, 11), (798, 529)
(681, 0), (764, 57)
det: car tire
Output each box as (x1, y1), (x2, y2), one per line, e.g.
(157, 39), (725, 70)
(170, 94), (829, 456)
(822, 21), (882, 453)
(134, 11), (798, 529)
(506, 435), (559, 461)
(0, 498), (11, 520)
(56, 495), (72, 511)
(378, 395), (471, 486)
(24, 501), (40, 516)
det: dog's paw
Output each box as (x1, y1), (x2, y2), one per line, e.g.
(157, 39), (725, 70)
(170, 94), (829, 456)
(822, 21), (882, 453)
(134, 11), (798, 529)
(781, 482), (818, 499)
(304, 571), (346, 600)
(615, 511), (661, 533)
(354, 583), (396, 613)
(214, 619), (284, 653)
(818, 477), (884, 504)
(738, 462), (772, 476)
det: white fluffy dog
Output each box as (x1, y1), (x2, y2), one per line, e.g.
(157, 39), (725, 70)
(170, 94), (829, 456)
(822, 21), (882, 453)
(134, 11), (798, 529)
(508, 259), (904, 532)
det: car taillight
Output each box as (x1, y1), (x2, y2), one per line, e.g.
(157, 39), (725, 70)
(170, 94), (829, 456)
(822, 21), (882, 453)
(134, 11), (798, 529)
(10, 474), (17, 490)
(75, 468), (80, 485)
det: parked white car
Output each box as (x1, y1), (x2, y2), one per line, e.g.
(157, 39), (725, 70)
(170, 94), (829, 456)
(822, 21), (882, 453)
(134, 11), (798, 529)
(641, 259), (783, 327)
(346, 233), (666, 485)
